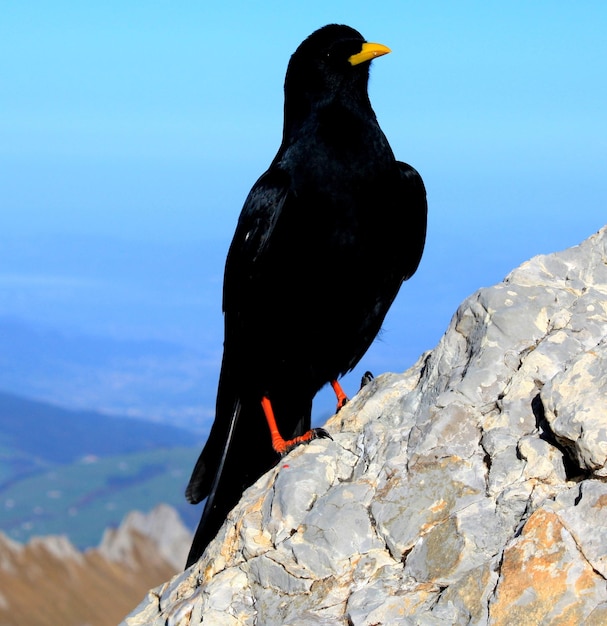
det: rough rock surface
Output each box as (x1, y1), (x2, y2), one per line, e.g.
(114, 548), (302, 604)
(0, 504), (191, 626)
(124, 226), (607, 626)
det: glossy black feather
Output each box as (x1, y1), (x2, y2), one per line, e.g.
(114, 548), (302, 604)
(185, 24), (427, 568)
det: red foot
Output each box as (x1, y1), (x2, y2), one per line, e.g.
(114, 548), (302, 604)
(261, 396), (332, 456)
(331, 380), (348, 411)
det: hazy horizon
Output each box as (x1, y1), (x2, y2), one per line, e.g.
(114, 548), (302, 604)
(1, 2), (606, 431)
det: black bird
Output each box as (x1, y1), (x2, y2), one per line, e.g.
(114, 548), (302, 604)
(185, 24), (427, 568)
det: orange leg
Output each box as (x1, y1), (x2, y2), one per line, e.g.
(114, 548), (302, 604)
(261, 396), (331, 456)
(331, 379), (348, 411)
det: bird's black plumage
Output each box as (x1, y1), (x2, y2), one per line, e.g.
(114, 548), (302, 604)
(185, 24), (427, 568)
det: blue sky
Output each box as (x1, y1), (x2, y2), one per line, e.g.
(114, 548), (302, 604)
(2, 1), (605, 241)
(0, 2), (606, 423)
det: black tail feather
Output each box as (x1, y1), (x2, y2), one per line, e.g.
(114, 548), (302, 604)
(185, 400), (242, 568)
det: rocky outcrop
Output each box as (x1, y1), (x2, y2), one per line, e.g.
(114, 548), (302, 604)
(0, 504), (191, 626)
(124, 226), (607, 626)
(99, 503), (191, 572)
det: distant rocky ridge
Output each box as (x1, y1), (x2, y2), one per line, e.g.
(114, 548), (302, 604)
(125, 226), (607, 625)
(0, 504), (191, 626)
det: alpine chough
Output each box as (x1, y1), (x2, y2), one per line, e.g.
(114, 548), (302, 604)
(185, 24), (427, 568)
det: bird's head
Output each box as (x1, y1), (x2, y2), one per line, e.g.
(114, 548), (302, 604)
(283, 25), (390, 132)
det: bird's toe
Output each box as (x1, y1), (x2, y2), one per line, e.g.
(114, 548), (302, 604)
(360, 371), (374, 389)
(312, 427), (332, 441)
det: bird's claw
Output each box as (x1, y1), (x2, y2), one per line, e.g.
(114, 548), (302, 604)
(278, 427), (332, 457)
(335, 397), (348, 412)
(312, 427), (333, 441)
(360, 371), (374, 389)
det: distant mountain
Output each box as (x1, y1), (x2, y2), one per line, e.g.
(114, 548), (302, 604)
(0, 390), (196, 465)
(0, 504), (192, 626)
(0, 392), (204, 547)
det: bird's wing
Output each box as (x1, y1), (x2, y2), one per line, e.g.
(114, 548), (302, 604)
(397, 161), (428, 281)
(222, 167), (292, 314)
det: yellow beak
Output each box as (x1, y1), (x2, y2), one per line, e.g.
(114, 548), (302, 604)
(348, 42), (391, 66)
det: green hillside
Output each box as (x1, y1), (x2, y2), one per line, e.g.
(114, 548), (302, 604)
(0, 392), (204, 547)
(0, 390), (197, 464)
(1, 447), (201, 547)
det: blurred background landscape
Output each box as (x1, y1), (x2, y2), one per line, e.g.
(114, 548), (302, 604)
(0, 2), (606, 624)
